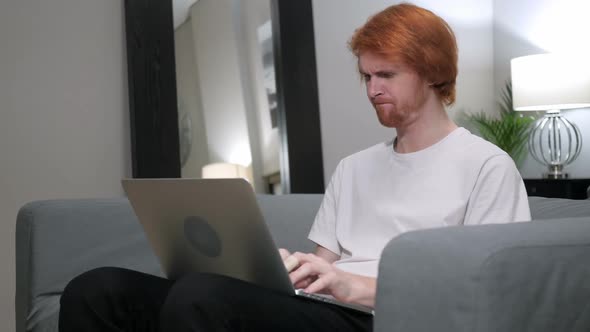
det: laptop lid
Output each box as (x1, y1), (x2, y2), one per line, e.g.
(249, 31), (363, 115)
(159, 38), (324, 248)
(122, 178), (374, 315)
(122, 178), (294, 295)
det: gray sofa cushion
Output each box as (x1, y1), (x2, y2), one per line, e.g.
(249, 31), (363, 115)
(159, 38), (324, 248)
(15, 194), (323, 332)
(16, 195), (590, 332)
(529, 196), (590, 220)
(257, 194), (322, 253)
(15, 198), (161, 332)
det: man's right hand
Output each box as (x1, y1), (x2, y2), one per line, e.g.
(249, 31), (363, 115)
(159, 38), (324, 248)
(279, 248), (300, 272)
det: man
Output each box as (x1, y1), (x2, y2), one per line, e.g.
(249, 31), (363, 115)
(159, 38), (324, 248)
(279, 2), (531, 311)
(59, 3), (530, 332)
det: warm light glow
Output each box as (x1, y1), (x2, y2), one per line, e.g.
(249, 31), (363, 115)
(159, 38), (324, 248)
(511, 53), (590, 111)
(201, 162), (253, 184)
(228, 142), (252, 167)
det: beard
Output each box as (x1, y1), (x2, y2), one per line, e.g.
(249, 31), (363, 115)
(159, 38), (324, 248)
(373, 88), (429, 128)
(374, 103), (409, 128)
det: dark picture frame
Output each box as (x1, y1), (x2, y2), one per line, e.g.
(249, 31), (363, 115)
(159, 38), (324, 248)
(123, 0), (325, 193)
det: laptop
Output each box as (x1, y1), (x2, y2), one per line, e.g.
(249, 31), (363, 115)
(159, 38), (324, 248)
(121, 178), (374, 315)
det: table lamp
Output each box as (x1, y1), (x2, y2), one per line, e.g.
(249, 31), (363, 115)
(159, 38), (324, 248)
(511, 53), (590, 178)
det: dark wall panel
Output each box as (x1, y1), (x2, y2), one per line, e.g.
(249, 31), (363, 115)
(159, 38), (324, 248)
(271, 0), (325, 193)
(124, 0), (181, 178)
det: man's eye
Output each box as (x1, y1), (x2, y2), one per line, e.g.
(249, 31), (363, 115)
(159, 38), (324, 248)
(363, 74), (371, 82)
(380, 72), (395, 79)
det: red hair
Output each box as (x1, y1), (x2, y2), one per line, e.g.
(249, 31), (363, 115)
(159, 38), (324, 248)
(349, 3), (458, 106)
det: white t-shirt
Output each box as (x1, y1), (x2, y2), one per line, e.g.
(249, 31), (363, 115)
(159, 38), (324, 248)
(308, 127), (531, 277)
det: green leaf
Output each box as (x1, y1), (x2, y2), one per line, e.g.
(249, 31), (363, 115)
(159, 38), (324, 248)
(461, 81), (536, 168)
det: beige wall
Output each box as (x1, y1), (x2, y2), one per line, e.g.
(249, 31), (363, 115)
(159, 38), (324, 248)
(182, 0), (273, 192)
(237, 0), (281, 178)
(190, 0), (253, 170)
(175, 2), (273, 182)
(175, 18), (210, 179)
(0, 0), (131, 330)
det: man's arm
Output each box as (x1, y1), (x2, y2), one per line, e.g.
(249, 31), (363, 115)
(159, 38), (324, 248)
(464, 154), (531, 224)
(284, 245), (377, 307)
(314, 245), (340, 263)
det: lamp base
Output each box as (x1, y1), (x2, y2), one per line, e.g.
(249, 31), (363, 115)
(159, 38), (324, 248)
(543, 164), (568, 179)
(528, 110), (582, 180)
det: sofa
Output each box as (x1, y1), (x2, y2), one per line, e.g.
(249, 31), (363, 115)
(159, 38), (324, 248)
(15, 194), (590, 332)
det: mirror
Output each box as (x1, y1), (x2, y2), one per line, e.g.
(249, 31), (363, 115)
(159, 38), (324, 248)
(123, 0), (325, 193)
(174, 0), (278, 192)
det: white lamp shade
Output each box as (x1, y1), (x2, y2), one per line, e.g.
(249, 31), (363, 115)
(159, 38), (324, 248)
(202, 162), (252, 183)
(511, 53), (590, 111)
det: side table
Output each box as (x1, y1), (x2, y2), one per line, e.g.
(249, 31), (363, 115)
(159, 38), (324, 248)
(523, 179), (590, 200)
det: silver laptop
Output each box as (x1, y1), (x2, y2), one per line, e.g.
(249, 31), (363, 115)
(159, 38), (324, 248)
(122, 178), (374, 315)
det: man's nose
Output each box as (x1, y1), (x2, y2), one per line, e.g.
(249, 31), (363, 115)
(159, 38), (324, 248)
(367, 79), (383, 98)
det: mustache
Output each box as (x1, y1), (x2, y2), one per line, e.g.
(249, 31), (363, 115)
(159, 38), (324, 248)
(371, 97), (393, 104)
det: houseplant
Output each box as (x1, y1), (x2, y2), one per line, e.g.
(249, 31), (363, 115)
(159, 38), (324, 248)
(459, 82), (536, 168)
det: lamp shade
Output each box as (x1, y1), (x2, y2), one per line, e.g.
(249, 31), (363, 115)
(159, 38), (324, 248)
(202, 162), (253, 183)
(511, 53), (590, 111)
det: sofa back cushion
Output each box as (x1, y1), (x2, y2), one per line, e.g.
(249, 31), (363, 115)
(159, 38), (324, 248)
(15, 198), (161, 332)
(529, 196), (590, 220)
(257, 194), (323, 253)
(15, 194), (323, 332)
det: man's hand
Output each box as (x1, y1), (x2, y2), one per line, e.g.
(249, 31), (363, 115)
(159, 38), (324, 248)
(284, 251), (376, 307)
(279, 248), (299, 272)
(280, 248), (316, 289)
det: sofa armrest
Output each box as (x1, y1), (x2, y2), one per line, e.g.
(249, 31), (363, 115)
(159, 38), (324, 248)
(15, 198), (161, 332)
(375, 217), (590, 332)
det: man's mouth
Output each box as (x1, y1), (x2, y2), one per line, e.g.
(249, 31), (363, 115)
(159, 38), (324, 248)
(372, 97), (392, 105)
(374, 101), (393, 107)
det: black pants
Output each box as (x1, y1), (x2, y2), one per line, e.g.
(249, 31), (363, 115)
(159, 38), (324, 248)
(58, 267), (373, 332)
